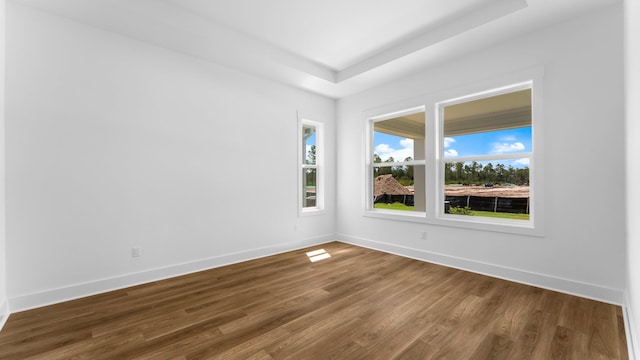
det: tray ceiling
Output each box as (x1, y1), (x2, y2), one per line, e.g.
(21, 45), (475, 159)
(12, 0), (621, 98)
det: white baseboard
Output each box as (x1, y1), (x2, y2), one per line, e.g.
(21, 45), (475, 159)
(9, 234), (336, 313)
(624, 293), (639, 360)
(337, 234), (625, 305)
(0, 299), (8, 332)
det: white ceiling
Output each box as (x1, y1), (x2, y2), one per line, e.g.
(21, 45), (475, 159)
(166, 0), (511, 71)
(13, 0), (621, 98)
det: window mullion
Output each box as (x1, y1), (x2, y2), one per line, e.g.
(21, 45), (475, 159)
(425, 103), (438, 218)
(372, 160), (426, 168)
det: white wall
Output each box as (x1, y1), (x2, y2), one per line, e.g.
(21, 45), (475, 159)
(5, 3), (335, 311)
(0, 0), (8, 330)
(625, 0), (640, 356)
(337, 5), (626, 304)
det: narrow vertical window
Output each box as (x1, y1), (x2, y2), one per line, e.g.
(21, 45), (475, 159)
(300, 119), (323, 213)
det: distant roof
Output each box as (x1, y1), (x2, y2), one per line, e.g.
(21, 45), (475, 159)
(444, 185), (529, 198)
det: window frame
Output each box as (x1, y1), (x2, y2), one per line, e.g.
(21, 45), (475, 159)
(366, 106), (427, 220)
(435, 81), (535, 230)
(364, 68), (544, 236)
(299, 117), (324, 215)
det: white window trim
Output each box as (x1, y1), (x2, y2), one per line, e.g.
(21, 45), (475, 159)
(363, 67), (545, 236)
(365, 106), (427, 220)
(299, 117), (325, 216)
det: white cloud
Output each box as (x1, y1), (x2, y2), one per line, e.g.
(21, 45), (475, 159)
(443, 137), (456, 148)
(374, 143), (392, 154)
(493, 142), (525, 153)
(514, 158), (530, 166)
(375, 138), (414, 161)
(400, 138), (414, 148)
(444, 149), (459, 157)
(443, 137), (458, 157)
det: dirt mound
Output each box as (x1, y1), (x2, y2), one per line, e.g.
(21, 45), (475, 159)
(374, 174), (412, 196)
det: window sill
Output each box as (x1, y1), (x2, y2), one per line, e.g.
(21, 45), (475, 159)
(364, 209), (543, 236)
(364, 209), (426, 223)
(300, 208), (326, 217)
(431, 214), (543, 237)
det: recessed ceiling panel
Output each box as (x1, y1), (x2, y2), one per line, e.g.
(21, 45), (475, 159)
(164, 0), (496, 70)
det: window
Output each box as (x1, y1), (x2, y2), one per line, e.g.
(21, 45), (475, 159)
(439, 84), (532, 223)
(365, 75), (543, 235)
(368, 108), (426, 215)
(300, 119), (323, 213)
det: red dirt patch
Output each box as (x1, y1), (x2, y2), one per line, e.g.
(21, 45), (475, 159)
(445, 185), (529, 198)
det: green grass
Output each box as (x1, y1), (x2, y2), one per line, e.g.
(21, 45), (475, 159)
(374, 202), (414, 211)
(375, 203), (530, 220)
(468, 210), (530, 220)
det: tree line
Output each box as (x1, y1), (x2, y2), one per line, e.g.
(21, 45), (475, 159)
(444, 161), (529, 185)
(373, 154), (529, 186)
(305, 145), (317, 186)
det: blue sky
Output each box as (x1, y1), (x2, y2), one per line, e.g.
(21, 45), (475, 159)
(374, 127), (532, 168)
(304, 131), (316, 163)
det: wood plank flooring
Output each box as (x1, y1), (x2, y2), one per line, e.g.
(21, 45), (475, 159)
(0, 242), (629, 359)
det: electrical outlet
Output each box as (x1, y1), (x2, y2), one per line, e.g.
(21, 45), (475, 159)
(131, 247), (141, 258)
(420, 231), (427, 240)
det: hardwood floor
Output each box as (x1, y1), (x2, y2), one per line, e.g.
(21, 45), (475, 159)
(0, 242), (628, 359)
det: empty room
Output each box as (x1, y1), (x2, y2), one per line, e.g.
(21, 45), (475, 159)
(0, 0), (639, 359)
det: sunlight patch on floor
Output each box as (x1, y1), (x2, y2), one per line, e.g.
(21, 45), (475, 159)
(306, 249), (331, 262)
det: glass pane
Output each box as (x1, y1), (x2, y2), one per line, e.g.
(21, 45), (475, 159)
(443, 88), (532, 159)
(443, 127), (532, 159)
(373, 132), (415, 163)
(444, 159), (530, 220)
(303, 125), (317, 165)
(373, 165), (425, 212)
(373, 112), (424, 163)
(303, 168), (317, 208)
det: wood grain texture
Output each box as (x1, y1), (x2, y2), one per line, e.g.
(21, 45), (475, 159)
(0, 242), (628, 359)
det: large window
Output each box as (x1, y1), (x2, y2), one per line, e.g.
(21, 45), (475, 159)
(366, 78), (542, 235)
(439, 85), (532, 222)
(300, 119), (323, 213)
